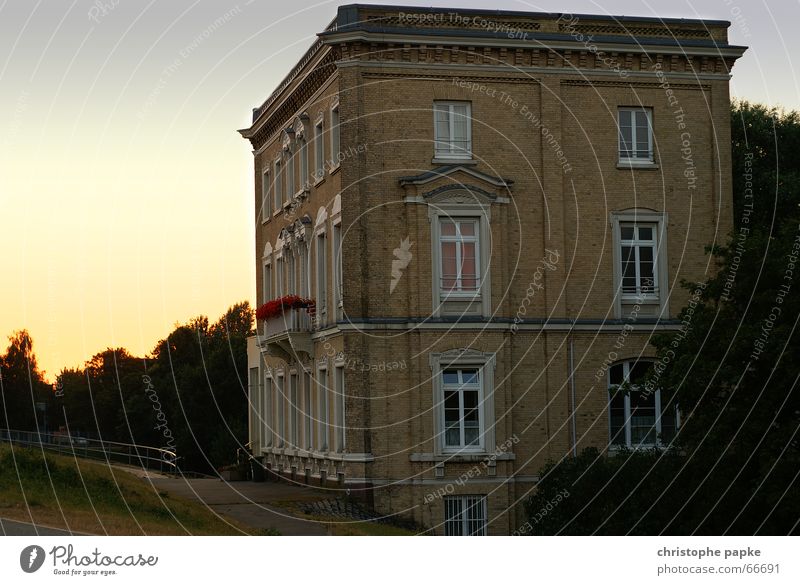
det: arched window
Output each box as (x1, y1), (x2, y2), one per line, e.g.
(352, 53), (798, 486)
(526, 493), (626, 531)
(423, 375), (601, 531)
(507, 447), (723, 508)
(608, 359), (678, 448)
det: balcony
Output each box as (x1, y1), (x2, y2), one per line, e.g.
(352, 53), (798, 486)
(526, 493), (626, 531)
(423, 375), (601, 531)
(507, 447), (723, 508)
(257, 297), (315, 361)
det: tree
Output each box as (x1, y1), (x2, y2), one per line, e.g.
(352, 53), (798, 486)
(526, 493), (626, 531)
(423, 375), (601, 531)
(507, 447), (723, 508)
(0, 330), (50, 432)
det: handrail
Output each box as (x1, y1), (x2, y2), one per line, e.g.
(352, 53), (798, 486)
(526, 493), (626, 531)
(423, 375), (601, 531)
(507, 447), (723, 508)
(0, 428), (180, 475)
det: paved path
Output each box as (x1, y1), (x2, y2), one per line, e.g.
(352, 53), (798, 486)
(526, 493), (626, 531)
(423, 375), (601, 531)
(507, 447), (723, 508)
(0, 518), (83, 536)
(148, 477), (329, 536)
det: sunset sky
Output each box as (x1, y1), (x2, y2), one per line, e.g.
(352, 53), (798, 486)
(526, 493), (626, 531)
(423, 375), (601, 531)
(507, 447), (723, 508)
(1, 0), (797, 380)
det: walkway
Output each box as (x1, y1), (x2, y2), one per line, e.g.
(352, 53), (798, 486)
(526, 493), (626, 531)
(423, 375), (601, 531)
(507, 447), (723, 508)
(148, 476), (329, 536)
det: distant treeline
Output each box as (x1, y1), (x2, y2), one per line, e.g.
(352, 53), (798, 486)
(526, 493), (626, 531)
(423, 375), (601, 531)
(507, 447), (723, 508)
(0, 302), (253, 473)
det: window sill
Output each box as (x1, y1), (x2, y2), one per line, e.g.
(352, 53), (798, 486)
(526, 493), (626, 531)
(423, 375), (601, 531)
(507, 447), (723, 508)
(440, 293), (482, 302)
(272, 208), (282, 218)
(261, 216), (271, 225)
(329, 163), (341, 175)
(617, 160), (659, 170)
(313, 175), (325, 188)
(621, 295), (661, 304)
(432, 157), (477, 166)
(410, 452), (515, 463)
(608, 444), (671, 455)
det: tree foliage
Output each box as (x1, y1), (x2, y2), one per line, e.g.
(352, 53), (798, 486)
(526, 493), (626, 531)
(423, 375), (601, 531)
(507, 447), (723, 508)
(2, 302), (254, 474)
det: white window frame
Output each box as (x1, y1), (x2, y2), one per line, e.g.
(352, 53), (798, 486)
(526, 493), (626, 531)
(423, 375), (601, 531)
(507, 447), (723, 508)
(275, 255), (285, 298)
(314, 116), (325, 183)
(608, 360), (680, 450)
(329, 101), (340, 170)
(618, 106), (654, 164)
(303, 370), (313, 450)
(276, 374), (285, 448)
(299, 135), (309, 189)
(264, 373), (273, 448)
(429, 204), (492, 317)
(430, 350), (495, 455)
(433, 101), (472, 160)
(317, 366), (329, 451)
(261, 168), (270, 222)
(334, 364), (345, 452)
(284, 149), (294, 205)
(273, 158), (282, 214)
(316, 231), (327, 322)
(438, 218), (481, 297)
(444, 495), (487, 536)
(611, 210), (669, 318)
(262, 259), (272, 304)
(332, 219), (343, 319)
(289, 372), (298, 448)
(248, 367), (260, 449)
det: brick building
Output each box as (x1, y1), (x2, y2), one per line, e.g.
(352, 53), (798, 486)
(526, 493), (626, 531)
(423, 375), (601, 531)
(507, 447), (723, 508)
(239, 4), (746, 535)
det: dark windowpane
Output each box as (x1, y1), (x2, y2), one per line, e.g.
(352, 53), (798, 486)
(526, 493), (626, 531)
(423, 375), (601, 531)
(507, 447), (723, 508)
(630, 361), (652, 385)
(462, 390), (478, 411)
(609, 389), (626, 445)
(443, 371), (459, 385)
(621, 226), (635, 240)
(444, 391), (459, 411)
(638, 226), (653, 240)
(610, 364), (624, 385)
(660, 404), (677, 444)
(462, 369), (479, 384)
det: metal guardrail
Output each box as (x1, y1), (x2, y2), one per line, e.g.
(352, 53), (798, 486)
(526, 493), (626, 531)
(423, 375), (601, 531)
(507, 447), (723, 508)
(0, 428), (180, 475)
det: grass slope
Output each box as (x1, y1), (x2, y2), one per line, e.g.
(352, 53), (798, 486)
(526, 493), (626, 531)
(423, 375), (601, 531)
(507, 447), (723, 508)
(0, 445), (256, 535)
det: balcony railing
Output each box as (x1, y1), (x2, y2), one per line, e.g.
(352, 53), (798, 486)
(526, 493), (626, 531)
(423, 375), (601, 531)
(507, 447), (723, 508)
(257, 299), (315, 360)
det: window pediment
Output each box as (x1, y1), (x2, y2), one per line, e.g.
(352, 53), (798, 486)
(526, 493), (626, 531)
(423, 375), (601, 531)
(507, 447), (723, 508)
(399, 165), (512, 202)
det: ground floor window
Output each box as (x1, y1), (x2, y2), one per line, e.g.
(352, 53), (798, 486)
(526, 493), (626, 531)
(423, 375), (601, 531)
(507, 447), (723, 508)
(609, 359), (678, 448)
(444, 495), (487, 536)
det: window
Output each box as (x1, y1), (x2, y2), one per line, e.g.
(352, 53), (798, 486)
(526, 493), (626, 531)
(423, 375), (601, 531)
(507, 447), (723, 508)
(314, 118), (324, 181)
(431, 350), (495, 454)
(608, 360), (678, 449)
(330, 104), (340, 167)
(303, 371), (312, 449)
(249, 367), (260, 447)
(261, 169), (270, 221)
(287, 250), (296, 295)
(444, 495), (486, 536)
(273, 159), (282, 213)
(285, 150), (294, 203)
(612, 211), (668, 318)
(618, 107), (653, 163)
(317, 368), (328, 451)
(334, 365), (345, 452)
(332, 222), (343, 318)
(298, 242), (309, 297)
(434, 101), (472, 159)
(289, 373), (298, 447)
(264, 375), (273, 447)
(262, 262), (271, 304)
(316, 232), (327, 320)
(619, 222), (657, 298)
(275, 256), (284, 298)
(439, 218), (480, 296)
(276, 375), (285, 447)
(299, 136), (309, 188)
(442, 368), (482, 450)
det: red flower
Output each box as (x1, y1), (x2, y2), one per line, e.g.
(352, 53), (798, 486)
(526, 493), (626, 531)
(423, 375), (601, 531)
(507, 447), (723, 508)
(256, 295), (316, 321)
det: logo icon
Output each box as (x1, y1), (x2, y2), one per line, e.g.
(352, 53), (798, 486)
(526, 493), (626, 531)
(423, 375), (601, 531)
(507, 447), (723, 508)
(390, 237), (413, 293)
(20, 545), (45, 573)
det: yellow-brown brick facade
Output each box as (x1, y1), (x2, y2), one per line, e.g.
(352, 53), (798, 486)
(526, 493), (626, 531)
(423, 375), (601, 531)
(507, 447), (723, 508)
(239, 5), (745, 535)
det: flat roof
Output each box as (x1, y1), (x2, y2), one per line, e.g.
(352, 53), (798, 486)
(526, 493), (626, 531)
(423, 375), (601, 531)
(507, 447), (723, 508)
(337, 3), (732, 27)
